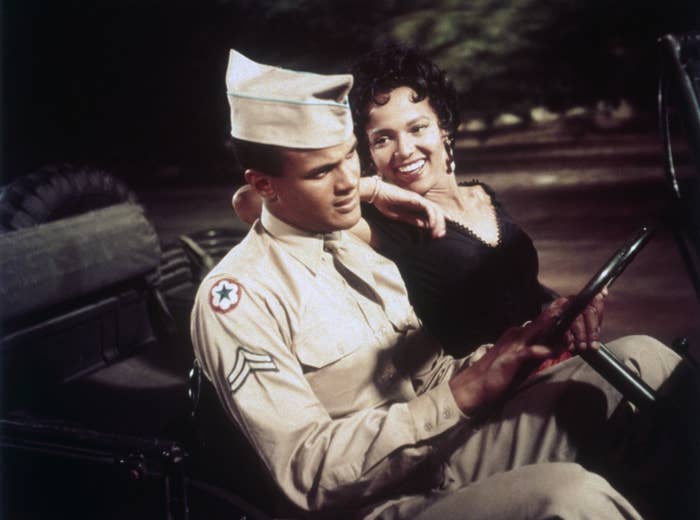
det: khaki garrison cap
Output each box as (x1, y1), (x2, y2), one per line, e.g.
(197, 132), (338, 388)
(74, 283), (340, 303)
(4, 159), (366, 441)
(226, 50), (354, 149)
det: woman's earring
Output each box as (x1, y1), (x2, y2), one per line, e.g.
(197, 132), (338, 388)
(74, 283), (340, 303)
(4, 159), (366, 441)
(444, 139), (455, 175)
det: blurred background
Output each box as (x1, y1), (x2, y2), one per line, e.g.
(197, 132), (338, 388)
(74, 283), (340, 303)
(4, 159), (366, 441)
(2, 0), (699, 183)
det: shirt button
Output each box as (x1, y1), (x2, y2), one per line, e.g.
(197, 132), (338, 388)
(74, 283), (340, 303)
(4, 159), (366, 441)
(443, 408), (452, 420)
(338, 345), (345, 354)
(424, 422), (433, 432)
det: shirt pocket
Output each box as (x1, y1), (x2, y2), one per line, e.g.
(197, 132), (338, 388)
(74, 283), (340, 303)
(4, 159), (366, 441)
(294, 306), (364, 371)
(295, 335), (375, 416)
(294, 307), (386, 416)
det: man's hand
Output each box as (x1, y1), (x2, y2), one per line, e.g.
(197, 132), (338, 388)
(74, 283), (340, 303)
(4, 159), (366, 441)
(449, 293), (606, 415)
(363, 177), (446, 239)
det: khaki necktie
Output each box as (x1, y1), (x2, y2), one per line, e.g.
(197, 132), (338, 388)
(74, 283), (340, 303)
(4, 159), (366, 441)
(323, 232), (384, 307)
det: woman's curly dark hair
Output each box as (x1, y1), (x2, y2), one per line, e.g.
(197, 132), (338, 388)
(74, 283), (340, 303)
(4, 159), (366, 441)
(350, 45), (461, 172)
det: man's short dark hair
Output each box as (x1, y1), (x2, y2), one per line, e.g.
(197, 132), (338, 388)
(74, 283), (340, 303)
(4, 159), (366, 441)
(231, 138), (284, 176)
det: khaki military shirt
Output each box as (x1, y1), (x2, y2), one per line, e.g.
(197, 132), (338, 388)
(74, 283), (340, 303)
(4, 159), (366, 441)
(191, 207), (467, 512)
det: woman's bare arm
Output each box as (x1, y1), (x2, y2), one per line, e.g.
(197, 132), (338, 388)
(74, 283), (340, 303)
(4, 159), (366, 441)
(231, 177), (446, 244)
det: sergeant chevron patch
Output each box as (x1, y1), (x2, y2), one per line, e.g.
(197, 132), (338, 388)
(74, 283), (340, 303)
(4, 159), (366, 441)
(228, 347), (278, 393)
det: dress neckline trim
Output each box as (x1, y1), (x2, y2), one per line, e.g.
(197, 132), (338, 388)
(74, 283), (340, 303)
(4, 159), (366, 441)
(446, 180), (502, 248)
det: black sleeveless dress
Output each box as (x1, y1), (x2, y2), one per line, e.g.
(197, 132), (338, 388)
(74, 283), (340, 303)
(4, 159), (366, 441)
(363, 181), (554, 356)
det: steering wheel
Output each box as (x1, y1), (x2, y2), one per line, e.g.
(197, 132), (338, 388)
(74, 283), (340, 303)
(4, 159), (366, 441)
(539, 225), (655, 345)
(535, 225), (660, 410)
(658, 33), (700, 301)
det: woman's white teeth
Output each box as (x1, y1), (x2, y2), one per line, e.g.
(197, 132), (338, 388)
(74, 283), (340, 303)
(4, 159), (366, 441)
(397, 160), (425, 173)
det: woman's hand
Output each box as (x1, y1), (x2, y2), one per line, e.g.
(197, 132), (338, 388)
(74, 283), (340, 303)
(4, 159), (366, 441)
(449, 293), (606, 415)
(547, 292), (605, 353)
(363, 177), (446, 239)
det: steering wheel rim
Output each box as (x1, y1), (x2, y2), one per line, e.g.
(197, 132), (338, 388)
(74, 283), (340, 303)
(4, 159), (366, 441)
(539, 225), (655, 345)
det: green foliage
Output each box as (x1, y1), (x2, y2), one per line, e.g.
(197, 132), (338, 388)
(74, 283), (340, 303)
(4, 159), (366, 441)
(217, 0), (699, 117)
(380, 0), (698, 115)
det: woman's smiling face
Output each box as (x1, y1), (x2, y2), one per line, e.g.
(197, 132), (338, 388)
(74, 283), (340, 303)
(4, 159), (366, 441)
(365, 86), (449, 195)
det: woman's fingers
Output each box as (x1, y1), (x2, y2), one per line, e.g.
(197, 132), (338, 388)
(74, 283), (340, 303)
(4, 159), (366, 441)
(567, 304), (601, 351)
(591, 292), (605, 329)
(582, 304), (601, 349)
(421, 199), (445, 238)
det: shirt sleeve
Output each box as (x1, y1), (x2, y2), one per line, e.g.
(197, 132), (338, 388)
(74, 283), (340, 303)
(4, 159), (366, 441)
(191, 275), (467, 512)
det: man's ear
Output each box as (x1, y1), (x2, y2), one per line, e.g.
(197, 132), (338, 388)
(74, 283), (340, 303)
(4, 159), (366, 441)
(244, 169), (277, 200)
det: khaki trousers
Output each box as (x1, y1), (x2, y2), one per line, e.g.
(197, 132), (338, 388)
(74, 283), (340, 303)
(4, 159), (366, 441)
(378, 335), (682, 520)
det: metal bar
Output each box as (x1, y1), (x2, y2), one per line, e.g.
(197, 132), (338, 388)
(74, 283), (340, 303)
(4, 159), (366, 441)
(581, 343), (657, 411)
(659, 34), (700, 171)
(165, 456), (190, 520)
(658, 62), (682, 200)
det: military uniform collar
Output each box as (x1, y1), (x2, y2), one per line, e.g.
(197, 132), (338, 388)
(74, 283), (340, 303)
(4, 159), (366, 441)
(260, 206), (344, 274)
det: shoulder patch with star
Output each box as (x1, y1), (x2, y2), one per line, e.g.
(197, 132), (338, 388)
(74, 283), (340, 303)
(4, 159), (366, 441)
(209, 278), (243, 313)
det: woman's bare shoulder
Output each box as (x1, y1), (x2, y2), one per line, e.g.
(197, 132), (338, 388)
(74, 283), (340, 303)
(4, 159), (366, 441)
(459, 181), (498, 204)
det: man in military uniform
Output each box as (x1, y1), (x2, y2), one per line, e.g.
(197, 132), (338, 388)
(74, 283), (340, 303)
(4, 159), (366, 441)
(191, 50), (685, 519)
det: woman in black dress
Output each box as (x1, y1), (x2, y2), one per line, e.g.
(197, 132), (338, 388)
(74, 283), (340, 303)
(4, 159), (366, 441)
(349, 46), (553, 355)
(233, 46), (553, 356)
